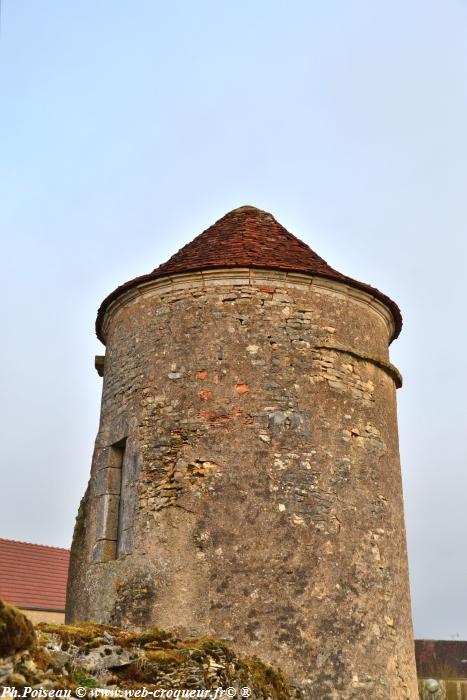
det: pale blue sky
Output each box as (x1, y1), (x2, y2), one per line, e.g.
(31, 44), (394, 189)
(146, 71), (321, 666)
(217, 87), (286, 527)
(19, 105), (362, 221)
(1, 1), (467, 639)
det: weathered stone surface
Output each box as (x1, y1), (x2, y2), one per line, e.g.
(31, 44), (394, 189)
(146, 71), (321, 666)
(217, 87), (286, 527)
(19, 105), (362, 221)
(91, 539), (117, 563)
(48, 650), (71, 671)
(119, 484), (136, 532)
(95, 494), (120, 540)
(76, 644), (136, 671)
(116, 527), (133, 557)
(93, 467), (121, 496)
(67, 270), (417, 699)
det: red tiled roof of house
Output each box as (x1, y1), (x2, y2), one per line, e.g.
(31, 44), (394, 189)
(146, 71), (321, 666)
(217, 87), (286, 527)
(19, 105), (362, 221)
(96, 205), (402, 343)
(0, 539), (70, 612)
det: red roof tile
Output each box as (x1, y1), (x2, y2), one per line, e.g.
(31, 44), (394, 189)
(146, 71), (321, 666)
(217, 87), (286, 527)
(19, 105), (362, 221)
(96, 206), (402, 343)
(0, 539), (70, 612)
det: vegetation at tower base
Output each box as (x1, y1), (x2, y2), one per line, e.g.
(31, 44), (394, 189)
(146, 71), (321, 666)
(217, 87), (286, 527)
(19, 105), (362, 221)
(0, 600), (35, 656)
(0, 601), (301, 698)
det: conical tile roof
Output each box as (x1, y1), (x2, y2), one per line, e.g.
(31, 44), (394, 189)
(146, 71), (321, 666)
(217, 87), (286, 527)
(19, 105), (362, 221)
(96, 206), (401, 342)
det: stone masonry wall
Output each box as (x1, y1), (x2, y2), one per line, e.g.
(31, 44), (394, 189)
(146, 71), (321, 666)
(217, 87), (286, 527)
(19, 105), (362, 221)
(67, 271), (418, 699)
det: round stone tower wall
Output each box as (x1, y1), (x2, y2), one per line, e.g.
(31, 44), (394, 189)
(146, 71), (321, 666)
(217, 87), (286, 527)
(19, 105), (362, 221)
(67, 269), (417, 699)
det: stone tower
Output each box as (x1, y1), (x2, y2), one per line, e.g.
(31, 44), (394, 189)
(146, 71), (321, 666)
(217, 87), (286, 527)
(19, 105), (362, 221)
(67, 206), (418, 699)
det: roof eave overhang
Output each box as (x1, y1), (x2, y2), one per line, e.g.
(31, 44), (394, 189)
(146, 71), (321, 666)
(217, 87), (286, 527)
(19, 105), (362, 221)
(96, 266), (401, 346)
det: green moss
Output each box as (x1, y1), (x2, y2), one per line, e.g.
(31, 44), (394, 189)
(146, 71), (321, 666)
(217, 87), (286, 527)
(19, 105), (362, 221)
(184, 637), (231, 656)
(144, 649), (184, 665)
(28, 621), (299, 697)
(0, 600), (35, 655)
(244, 658), (294, 699)
(127, 627), (178, 648)
(71, 667), (98, 688)
(114, 659), (159, 685)
(30, 645), (52, 671)
(37, 622), (119, 645)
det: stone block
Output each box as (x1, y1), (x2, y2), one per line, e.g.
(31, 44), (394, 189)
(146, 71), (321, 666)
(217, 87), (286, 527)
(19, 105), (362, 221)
(96, 495), (120, 541)
(119, 485), (136, 532)
(107, 416), (128, 446)
(93, 447), (111, 472)
(109, 442), (126, 469)
(117, 528), (133, 557)
(94, 468), (122, 496)
(122, 450), (140, 484)
(91, 539), (117, 563)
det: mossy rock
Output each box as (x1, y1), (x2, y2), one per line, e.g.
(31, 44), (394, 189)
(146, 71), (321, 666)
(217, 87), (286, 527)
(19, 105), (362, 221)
(28, 621), (301, 697)
(186, 637), (231, 656)
(0, 600), (35, 656)
(128, 627), (178, 648)
(143, 649), (184, 664)
(244, 658), (295, 700)
(36, 622), (119, 646)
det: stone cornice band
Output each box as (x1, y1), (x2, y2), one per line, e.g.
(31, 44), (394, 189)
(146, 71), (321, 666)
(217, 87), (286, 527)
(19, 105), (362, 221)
(99, 268), (397, 348)
(315, 342), (403, 389)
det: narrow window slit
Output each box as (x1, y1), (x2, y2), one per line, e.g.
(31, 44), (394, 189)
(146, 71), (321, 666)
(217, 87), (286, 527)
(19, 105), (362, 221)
(93, 437), (127, 563)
